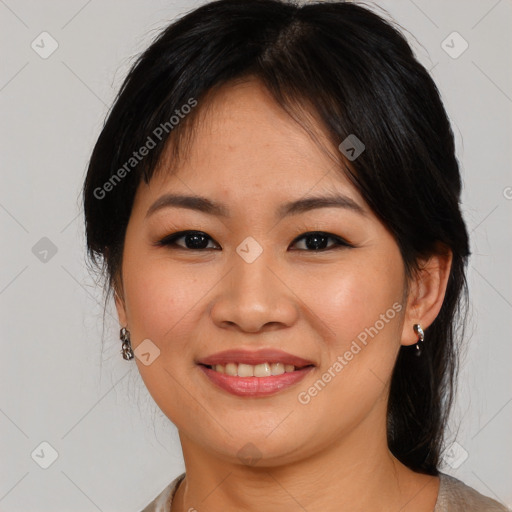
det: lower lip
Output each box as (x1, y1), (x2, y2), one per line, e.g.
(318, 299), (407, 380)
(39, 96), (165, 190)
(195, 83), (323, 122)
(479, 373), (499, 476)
(198, 365), (314, 397)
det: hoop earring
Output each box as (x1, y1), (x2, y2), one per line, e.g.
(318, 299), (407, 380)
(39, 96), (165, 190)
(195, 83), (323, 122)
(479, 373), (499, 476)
(120, 327), (134, 360)
(413, 323), (424, 356)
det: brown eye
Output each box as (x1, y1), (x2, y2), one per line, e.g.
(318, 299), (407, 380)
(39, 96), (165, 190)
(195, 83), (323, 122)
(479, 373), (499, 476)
(156, 231), (220, 250)
(155, 230), (352, 252)
(290, 232), (352, 251)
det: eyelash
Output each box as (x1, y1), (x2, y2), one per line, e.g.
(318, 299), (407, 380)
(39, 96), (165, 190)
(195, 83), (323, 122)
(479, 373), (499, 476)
(154, 230), (353, 252)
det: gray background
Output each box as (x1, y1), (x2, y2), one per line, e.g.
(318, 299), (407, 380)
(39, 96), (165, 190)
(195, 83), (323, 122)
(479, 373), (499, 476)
(1, 0), (511, 510)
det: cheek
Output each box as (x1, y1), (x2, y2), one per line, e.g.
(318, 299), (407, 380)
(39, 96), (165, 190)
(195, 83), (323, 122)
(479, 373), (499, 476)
(300, 253), (404, 350)
(295, 253), (405, 413)
(121, 251), (209, 349)
(120, 252), (213, 422)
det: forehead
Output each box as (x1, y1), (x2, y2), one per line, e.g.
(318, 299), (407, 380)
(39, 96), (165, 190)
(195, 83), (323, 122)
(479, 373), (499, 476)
(141, 79), (365, 211)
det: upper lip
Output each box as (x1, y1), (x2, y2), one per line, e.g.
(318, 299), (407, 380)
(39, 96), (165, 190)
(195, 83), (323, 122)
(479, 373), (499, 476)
(197, 349), (315, 368)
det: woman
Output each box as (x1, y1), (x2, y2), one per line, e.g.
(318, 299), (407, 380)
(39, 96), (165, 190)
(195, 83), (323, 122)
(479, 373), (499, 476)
(83, 0), (508, 510)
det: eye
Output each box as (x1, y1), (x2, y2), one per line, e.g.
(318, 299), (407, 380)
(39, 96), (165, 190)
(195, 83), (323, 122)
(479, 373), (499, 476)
(155, 230), (352, 252)
(155, 230), (220, 250)
(290, 231), (352, 251)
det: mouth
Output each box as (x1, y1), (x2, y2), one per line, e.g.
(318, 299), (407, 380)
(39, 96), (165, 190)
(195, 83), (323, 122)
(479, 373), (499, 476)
(196, 349), (315, 397)
(198, 362), (314, 377)
(197, 348), (315, 370)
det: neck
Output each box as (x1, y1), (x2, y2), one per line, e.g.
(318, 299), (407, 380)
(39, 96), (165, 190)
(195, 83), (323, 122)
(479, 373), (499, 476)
(171, 412), (439, 512)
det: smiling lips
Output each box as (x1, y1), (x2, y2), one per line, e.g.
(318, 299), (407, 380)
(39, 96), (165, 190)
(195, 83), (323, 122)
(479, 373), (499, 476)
(197, 348), (315, 367)
(197, 348), (315, 397)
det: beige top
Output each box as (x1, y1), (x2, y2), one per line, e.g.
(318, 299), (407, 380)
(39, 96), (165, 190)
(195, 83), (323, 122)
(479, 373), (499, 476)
(140, 472), (509, 511)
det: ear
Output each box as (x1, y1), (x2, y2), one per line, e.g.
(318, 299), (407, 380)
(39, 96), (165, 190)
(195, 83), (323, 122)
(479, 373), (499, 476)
(400, 244), (453, 347)
(113, 276), (128, 327)
(114, 291), (128, 327)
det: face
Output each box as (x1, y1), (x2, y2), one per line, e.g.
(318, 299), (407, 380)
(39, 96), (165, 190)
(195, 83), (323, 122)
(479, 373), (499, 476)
(115, 79), (413, 466)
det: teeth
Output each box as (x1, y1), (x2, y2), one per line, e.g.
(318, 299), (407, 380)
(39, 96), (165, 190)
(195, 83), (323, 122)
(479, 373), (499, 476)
(271, 363), (285, 375)
(254, 363), (271, 377)
(225, 363), (237, 376)
(238, 363), (255, 377)
(211, 362), (298, 376)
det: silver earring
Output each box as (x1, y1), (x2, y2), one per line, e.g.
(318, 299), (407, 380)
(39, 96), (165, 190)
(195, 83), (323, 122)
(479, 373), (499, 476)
(120, 327), (134, 360)
(413, 324), (424, 356)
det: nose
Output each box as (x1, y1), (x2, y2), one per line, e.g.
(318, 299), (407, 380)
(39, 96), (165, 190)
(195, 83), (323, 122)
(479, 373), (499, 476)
(210, 246), (299, 333)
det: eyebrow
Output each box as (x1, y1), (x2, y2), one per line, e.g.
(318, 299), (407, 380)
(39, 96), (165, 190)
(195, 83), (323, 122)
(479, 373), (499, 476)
(145, 192), (367, 219)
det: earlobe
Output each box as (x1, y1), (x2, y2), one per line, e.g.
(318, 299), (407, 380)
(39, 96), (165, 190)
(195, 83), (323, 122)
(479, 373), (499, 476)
(114, 290), (128, 327)
(400, 245), (453, 347)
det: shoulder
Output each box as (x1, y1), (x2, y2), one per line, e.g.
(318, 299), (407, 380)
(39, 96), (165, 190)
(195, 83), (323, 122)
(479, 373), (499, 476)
(435, 472), (509, 512)
(139, 473), (186, 512)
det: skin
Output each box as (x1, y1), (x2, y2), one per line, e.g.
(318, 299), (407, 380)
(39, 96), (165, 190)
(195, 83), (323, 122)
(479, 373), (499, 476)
(114, 79), (452, 512)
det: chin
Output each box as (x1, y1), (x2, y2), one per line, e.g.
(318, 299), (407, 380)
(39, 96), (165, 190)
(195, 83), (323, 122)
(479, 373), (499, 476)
(200, 429), (309, 468)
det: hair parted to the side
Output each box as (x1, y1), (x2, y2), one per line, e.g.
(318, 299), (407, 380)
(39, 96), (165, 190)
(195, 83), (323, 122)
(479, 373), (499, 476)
(83, 0), (470, 474)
